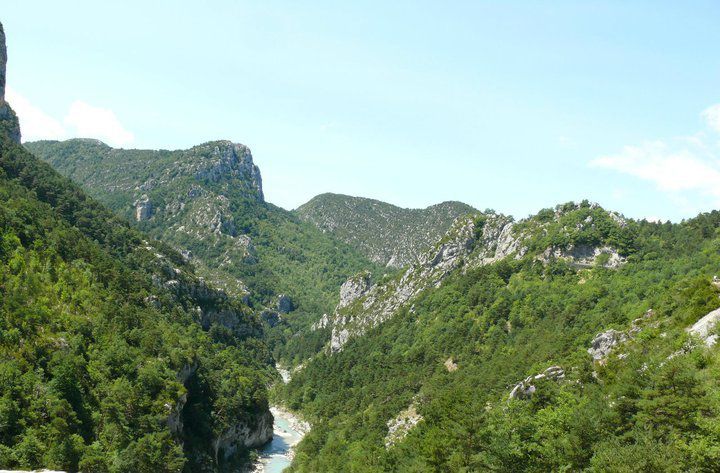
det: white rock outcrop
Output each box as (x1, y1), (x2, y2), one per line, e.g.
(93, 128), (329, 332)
(338, 271), (372, 309)
(541, 244), (625, 269)
(385, 403), (423, 448)
(687, 307), (720, 347)
(135, 194), (153, 221)
(588, 329), (628, 361)
(444, 357), (458, 372)
(193, 142), (264, 201)
(509, 366), (565, 400)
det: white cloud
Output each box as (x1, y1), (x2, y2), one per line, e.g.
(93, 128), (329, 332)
(5, 86), (134, 146)
(6, 86), (66, 141)
(591, 141), (720, 195)
(590, 105), (720, 209)
(703, 104), (720, 133)
(64, 100), (134, 147)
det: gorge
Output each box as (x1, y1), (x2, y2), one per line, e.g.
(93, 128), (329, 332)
(2, 14), (720, 473)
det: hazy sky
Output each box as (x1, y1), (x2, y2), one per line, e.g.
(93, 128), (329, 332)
(3, 1), (720, 221)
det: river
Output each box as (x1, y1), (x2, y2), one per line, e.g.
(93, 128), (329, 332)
(253, 369), (309, 473)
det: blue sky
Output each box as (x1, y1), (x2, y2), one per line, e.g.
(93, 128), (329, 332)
(3, 1), (720, 221)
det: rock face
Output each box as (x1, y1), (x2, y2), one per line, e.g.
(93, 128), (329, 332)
(322, 203), (630, 353)
(385, 403), (423, 448)
(329, 215), (481, 352)
(687, 307), (720, 347)
(509, 366), (565, 400)
(135, 194), (153, 221)
(194, 142), (264, 201)
(338, 271), (372, 309)
(212, 410), (274, 463)
(541, 244), (625, 269)
(167, 364), (197, 437)
(0, 21), (6, 99)
(325, 213), (527, 352)
(0, 21), (21, 143)
(588, 329), (628, 361)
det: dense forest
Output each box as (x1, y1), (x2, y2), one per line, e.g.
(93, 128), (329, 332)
(278, 205), (720, 472)
(26, 139), (381, 365)
(5, 13), (720, 473)
(0, 102), (274, 471)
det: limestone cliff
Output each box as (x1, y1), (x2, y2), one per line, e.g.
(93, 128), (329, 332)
(26, 138), (374, 322)
(324, 203), (629, 352)
(0, 21), (21, 143)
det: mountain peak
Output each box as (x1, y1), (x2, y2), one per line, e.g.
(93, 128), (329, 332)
(296, 193), (477, 267)
(185, 140), (263, 200)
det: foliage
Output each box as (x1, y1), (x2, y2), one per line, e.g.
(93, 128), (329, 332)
(26, 140), (380, 365)
(279, 208), (720, 472)
(296, 192), (477, 267)
(0, 133), (272, 472)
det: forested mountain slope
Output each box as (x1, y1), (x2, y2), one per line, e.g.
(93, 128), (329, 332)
(280, 202), (720, 472)
(296, 193), (477, 268)
(0, 22), (273, 472)
(25, 139), (381, 364)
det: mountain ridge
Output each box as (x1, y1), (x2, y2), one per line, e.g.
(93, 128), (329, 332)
(280, 201), (720, 472)
(296, 192), (477, 268)
(25, 138), (382, 366)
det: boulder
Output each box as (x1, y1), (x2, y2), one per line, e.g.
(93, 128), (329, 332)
(588, 329), (628, 361)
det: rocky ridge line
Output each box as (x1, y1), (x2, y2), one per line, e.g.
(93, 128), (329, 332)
(323, 204), (628, 352)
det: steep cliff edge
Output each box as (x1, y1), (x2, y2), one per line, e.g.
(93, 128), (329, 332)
(0, 22), (21, 143)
